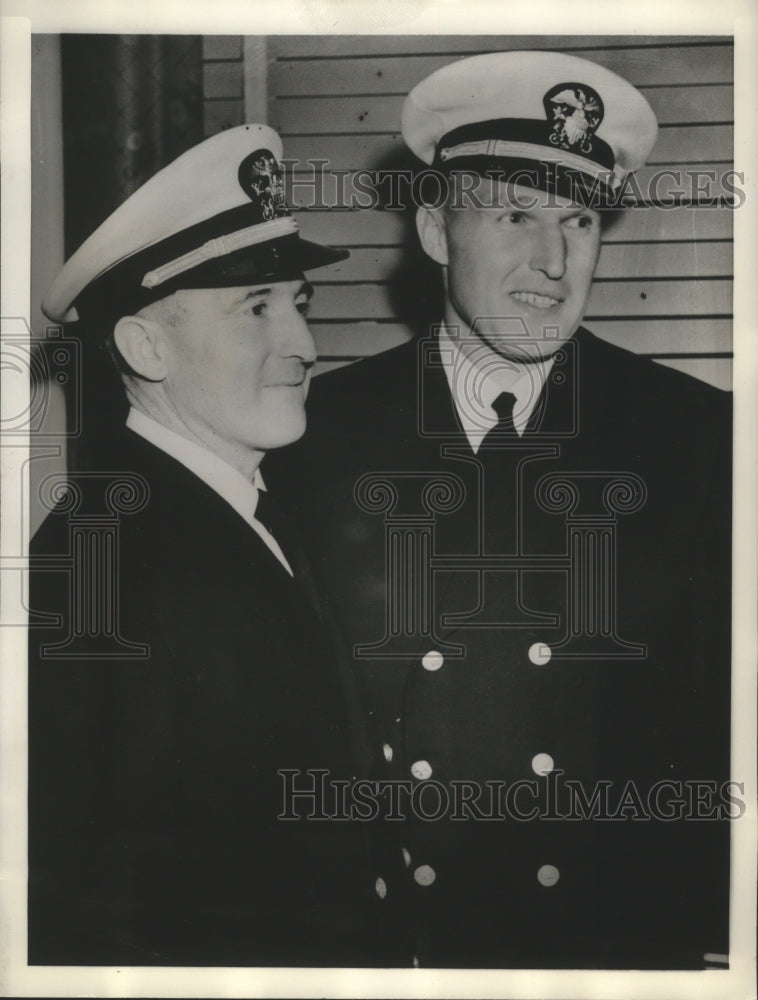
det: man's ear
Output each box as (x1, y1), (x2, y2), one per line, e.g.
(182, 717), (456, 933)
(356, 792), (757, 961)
(112, 314), (169, 382)
(415, 205), (449, 266)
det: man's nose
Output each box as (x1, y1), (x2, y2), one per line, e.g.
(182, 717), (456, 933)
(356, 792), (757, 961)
(529, 225), (566, 281)
(279, 306), (317, 365)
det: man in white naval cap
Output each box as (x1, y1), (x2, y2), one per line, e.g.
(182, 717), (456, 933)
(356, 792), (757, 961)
(266, 53), (732, 968)
(28, 125), (407, 966)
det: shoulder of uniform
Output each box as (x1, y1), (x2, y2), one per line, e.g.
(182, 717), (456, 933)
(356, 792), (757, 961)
(575, 326), (731, 420)
(308, 337), (419, 413)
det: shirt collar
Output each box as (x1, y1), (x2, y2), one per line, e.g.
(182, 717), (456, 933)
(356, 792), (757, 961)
(437, 324), (555, 452)
(126, 407), (266, 523)
(126, 408), (294, 575)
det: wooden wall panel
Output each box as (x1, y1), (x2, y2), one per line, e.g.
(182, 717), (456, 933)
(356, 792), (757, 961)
(203, 61), (243, 100)
(203, 36), (244, 136)
(260, 36), (734, 387)
(284, 167), (738, 210)
(305, 280), (731, 322)
(271, 45), (734, 94)
(273, 35), (729, 60)
(279, 126), (732, 174)
(312, 242), (732, 283)
(294, 205), (733, 246)
(273, 86), (733, 134)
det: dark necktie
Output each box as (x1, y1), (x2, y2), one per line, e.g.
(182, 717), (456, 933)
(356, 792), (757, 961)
(254, 489), (326, 624)
(254, 487), (297, 572)
(478, 391), (519, 554)
(481, 390), (517, 447)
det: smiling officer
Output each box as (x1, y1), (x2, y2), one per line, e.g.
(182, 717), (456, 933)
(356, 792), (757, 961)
(28, 125), (402, 967)
(266, 53), (733, 969)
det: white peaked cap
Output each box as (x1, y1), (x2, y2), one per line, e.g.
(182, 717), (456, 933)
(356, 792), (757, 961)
(401, 51), (658, 195)
(43, 123), (347, 323)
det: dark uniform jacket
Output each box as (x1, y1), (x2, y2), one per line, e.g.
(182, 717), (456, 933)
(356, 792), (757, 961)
(265, 327), (733, 969)
(28, 428), (402, 967)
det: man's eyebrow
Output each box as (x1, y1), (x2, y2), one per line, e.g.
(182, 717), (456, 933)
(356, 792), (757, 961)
(239, 287), (271, 302)
(560, 204), (597, 217)
(225, 287), (272, 312)
(227, 282), (314, 311)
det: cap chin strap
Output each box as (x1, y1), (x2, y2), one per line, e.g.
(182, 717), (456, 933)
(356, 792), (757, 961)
(439, 138), (622, 190)
(140, 215), (299, 289)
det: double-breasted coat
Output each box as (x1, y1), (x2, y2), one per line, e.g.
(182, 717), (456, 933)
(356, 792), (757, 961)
(28, 428), (403, 967)
(265, 326), (733, 969)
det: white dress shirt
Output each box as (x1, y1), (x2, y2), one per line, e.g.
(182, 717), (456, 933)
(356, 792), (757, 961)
(126, 407), (293, 575)
(437, 325), (556, 452)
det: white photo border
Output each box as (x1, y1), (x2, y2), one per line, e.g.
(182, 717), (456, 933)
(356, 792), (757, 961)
(1, 2), (756, 997)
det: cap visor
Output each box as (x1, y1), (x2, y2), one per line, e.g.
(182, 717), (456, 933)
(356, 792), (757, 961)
(185, 234), (348, 287)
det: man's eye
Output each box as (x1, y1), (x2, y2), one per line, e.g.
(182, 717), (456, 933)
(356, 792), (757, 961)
(565, 215), (594, 230)
(250, 302), (267, 317)
(495, 210), (527, 224)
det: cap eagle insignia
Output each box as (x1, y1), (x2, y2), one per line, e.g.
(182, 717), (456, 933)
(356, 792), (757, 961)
(238, 148), (288, 221)
(543, 83), (604, 155)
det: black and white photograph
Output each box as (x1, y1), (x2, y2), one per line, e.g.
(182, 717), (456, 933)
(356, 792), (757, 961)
(0, 2), (756, 998)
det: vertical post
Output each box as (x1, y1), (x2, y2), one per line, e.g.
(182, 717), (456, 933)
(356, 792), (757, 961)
(243, 36), (268, 123)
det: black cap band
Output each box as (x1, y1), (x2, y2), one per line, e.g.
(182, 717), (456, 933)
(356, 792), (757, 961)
(75, 204), (347, 324)
(434, 118), (615, 172)
(431, 117), (619, 203)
